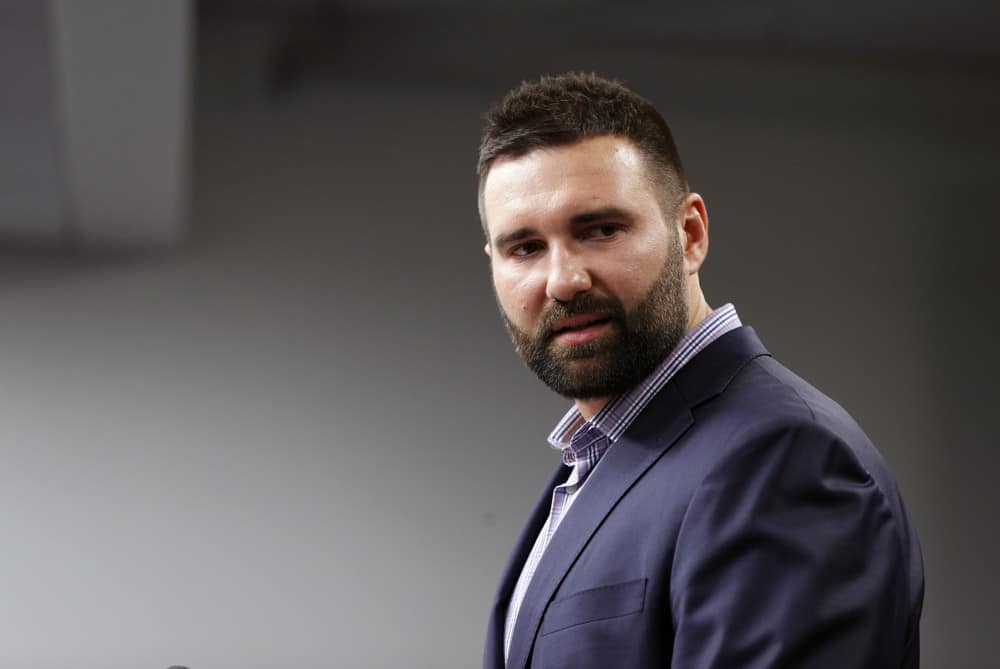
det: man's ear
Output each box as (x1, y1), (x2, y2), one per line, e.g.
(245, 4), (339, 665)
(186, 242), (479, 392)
(484, 243), (492, 257)
(679, 192), (709, 275)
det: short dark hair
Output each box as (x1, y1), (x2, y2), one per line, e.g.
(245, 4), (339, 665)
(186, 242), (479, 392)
(477, 72), (688, 230)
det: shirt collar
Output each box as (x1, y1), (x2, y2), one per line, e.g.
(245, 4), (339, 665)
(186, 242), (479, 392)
(547, 304), (741, 459)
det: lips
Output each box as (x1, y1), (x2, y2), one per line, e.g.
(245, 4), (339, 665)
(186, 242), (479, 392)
(548, 313), (615, 347)
(551, 313), (612, 335)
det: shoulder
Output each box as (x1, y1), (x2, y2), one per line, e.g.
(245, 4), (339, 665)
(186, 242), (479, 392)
(666, 355), (924, 666)
(655, 345), (921, 567)
(706, 353), (898, 499)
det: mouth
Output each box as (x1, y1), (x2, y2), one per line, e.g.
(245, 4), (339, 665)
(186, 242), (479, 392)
(551, 314), (614, 346)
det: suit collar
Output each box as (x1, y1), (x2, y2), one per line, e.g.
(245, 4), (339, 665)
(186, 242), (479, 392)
(492, 326), (770, 669)
(672, 326), (770, 407)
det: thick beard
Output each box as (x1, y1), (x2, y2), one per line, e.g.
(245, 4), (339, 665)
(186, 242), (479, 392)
(500, 236), (689, 400)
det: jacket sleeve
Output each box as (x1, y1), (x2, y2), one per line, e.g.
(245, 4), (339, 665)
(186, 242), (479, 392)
(669, 422), (912, 668)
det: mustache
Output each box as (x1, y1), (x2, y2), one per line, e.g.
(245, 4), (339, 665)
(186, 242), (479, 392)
(537, 294), (626, 339)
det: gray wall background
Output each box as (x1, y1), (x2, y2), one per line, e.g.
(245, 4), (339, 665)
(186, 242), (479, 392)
(1, 7), (998, 668)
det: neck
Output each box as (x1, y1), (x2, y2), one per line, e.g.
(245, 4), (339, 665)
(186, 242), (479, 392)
(574, 397), (610, 421)
(687, 292), (712, 331)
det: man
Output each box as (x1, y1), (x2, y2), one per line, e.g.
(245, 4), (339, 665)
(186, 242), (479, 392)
(477, 73), (923, 669)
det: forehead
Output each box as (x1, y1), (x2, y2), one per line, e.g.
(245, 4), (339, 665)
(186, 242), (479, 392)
(481, 136), (654, 231)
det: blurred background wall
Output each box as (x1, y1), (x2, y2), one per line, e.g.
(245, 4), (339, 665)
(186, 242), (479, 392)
(1, 1), (998, 667)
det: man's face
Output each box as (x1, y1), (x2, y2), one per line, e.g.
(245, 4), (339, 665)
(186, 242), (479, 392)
(482, 135), (691, 400)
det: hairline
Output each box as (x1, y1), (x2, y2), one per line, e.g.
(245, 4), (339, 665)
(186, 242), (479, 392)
(477, 133), (687, 242)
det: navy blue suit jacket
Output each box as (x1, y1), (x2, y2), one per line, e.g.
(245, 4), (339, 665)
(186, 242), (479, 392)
(484, 327), (923, 668)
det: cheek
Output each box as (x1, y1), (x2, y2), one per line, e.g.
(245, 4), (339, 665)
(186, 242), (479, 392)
(492, 270), (542, 322)
(610, 245), (671, 301)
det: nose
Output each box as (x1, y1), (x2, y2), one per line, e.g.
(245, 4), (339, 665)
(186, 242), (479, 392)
(545, 247), (592, 302)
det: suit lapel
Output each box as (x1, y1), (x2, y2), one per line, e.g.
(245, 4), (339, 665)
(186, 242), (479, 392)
(504, 383), (694, 669)
(484, 463), (570, 669)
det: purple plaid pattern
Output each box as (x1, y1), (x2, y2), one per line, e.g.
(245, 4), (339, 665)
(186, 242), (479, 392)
(503, 304), (741, 663)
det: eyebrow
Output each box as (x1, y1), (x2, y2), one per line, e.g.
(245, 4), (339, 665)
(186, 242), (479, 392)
(493, 227), (535, 250)
(568, 206), (633, 225)
(492, 206), (634, 250)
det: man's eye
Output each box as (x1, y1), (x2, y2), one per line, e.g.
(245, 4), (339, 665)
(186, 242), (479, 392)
(587, 224), (621, 239)
(510, 242), (543, 257)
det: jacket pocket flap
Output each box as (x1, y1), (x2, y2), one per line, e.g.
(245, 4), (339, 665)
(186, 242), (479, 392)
(540, 577), (647, 635)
